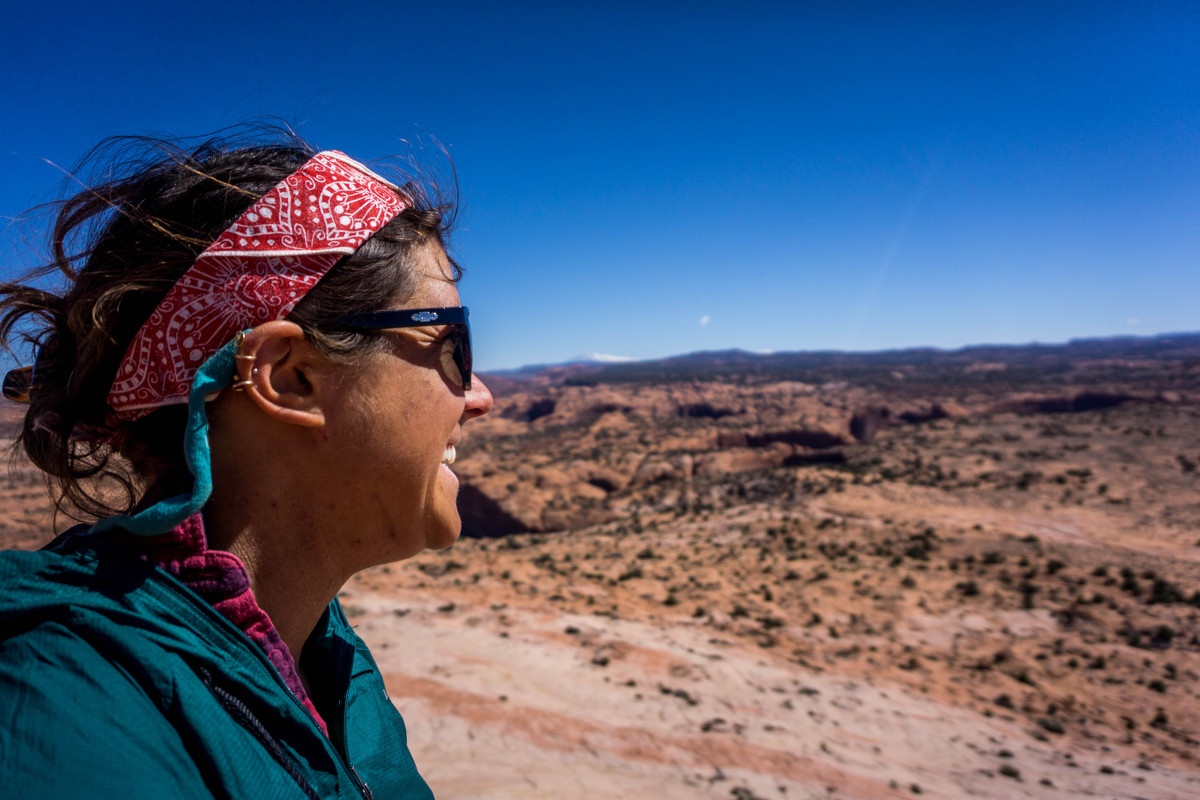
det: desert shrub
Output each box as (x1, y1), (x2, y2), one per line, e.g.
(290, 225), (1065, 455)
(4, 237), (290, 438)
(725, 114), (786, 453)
(1119, 567), (1140, 595)
(956, 580), (981, 597)
(1037, 717), (1065, 734)
(1147, 578), (1186, 605)
(730, 788), (767, 800)
(617, 566), (643, 582)
(1150, 625), (1176, 648)
(1020, 581), (1039, 609)
(904, 542), (931, 560)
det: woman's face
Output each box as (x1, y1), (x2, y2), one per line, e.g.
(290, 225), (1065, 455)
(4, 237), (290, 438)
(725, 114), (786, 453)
(322, 242), (492, 566)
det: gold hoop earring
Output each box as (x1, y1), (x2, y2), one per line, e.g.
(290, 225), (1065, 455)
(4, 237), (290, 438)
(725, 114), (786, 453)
(232, 365), (259, 392)
(232, 330), (257, 390)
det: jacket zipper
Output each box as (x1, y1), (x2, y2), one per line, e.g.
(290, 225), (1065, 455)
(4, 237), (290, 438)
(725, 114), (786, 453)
(348, 765), (374, 800)
(198, 667), (322, 800)
(151, 571), (374, 799)
(200, 666), (374, 800)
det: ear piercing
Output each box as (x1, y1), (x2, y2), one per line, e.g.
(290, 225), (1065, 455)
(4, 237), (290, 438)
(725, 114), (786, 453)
(232, 332), (258, 391)
(232, 367), (259, 391)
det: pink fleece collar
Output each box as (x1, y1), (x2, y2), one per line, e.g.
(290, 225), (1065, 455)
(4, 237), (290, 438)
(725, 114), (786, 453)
(117, 512), (329, 736)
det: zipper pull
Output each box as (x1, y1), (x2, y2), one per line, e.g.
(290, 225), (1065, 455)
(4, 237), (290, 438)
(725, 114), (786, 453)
(348, 765), (374, 800)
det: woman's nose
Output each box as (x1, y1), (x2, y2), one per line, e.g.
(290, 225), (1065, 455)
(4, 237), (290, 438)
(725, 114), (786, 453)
(463, 373), (493, 421)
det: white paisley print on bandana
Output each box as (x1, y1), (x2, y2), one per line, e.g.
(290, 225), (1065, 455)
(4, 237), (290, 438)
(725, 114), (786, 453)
(108, 151), (410, 418)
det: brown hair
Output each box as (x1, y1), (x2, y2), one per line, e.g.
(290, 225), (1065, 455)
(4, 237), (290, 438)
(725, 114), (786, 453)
(0, 126), (457, 522)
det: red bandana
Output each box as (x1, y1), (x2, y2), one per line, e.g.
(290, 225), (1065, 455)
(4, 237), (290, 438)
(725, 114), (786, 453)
(107, 151), (410, 418)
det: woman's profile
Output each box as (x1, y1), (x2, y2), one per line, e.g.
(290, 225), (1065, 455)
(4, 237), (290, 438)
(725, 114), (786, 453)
(0, 128), (493, 797)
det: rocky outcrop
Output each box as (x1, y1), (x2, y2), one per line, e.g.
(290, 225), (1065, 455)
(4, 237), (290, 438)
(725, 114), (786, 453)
(850, 406), (894, 443)
(718, 427), (848, 450)
(898, 402), (964, 424)
(991, 392), (1140, 415)
(501, 397), (557, 423)
(851, 402), (967, 442)
(457, 483), (535, 538)
(746, 428), (848, 449)
(695, 445), (791, 476)
(676, 402), (736, 419)
(452, 362), (1192, 542)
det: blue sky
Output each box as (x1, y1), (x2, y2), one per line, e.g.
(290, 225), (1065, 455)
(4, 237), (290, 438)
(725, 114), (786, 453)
(1, 2), (1196, 370)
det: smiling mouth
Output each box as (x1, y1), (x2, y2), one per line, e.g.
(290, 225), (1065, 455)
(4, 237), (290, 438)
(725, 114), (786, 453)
(442, 445), (457, 465)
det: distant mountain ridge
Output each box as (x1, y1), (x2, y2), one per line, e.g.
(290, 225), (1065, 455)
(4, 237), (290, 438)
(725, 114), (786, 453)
(480, 331), (1200, 389)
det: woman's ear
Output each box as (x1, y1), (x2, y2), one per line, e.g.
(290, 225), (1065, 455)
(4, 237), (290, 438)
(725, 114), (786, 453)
(232, 321), (328, 428)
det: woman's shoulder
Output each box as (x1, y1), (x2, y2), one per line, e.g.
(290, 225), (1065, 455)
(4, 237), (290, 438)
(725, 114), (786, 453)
(0, 539), (196, 691)
(0, 581), (218, 797)
(0, 532), (153, 623)
(0, 534), (237, 681)
(0, 544), (308, 797)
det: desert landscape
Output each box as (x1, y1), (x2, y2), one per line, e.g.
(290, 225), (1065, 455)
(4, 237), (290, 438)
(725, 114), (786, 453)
(3, 333), (1199, 799)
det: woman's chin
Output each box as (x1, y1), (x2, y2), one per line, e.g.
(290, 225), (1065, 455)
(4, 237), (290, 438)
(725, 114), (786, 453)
(427, 508), (463, 551)
(427, 528), (461, 552)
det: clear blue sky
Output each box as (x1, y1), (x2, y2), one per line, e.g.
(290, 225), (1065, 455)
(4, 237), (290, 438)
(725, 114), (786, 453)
(2, 2), (1196, 370)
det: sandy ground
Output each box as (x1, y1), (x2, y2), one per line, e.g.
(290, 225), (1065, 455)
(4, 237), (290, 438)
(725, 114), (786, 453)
(344, 573), (1199, 799)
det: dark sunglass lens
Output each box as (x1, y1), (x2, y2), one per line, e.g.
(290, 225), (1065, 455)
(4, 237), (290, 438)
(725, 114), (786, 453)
(454, 325), (472, 390)
(437, 326), (471, 390)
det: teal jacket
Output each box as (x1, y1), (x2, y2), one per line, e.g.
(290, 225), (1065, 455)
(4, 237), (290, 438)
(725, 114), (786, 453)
(0, 534), (435, 799)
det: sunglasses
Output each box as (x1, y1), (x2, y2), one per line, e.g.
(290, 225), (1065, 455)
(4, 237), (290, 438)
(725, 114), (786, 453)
(340, 306), (473, 390)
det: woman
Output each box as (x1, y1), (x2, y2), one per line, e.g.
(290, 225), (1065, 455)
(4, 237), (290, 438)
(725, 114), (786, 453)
(0, 131), (493, 797)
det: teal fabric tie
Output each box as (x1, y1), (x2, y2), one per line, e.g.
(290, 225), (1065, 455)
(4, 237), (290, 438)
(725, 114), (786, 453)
(92, 336), (240, 537)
